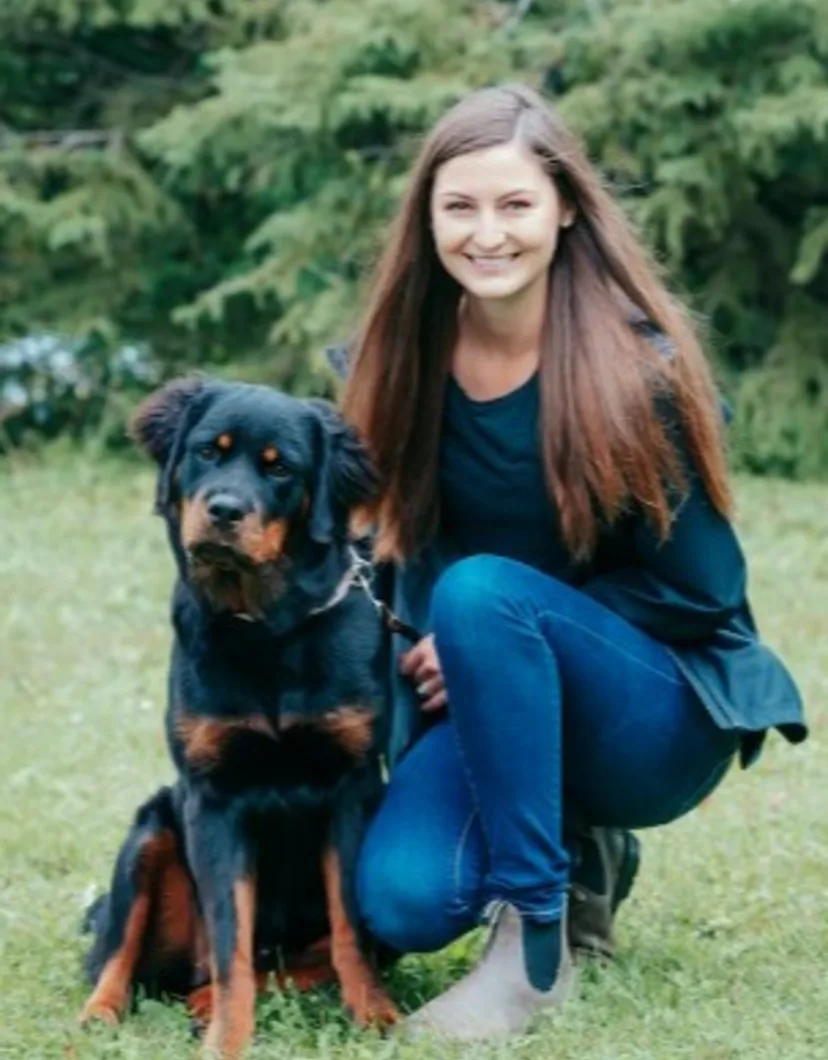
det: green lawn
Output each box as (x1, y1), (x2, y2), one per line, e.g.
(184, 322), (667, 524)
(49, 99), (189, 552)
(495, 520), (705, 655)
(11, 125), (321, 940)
(1, 456), (826, 1060)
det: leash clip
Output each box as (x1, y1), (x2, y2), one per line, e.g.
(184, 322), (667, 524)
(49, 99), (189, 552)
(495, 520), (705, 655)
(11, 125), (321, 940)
(348, 545), (422, 645)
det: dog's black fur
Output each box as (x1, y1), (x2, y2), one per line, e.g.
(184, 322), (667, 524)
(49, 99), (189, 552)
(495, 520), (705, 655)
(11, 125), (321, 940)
(79, 378), (398, 1054)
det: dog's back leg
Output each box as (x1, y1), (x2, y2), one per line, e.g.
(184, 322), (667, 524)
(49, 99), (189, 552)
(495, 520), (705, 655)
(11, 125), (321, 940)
(79, 786), (190, 1024)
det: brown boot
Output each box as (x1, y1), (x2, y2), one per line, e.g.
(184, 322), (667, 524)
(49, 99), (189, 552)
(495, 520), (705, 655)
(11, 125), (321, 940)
(404, 900), (577, 1041)
(568, 827), (640, 959)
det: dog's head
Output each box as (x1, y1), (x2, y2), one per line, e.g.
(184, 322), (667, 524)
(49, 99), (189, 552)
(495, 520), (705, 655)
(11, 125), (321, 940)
(130, 377), (376, 620)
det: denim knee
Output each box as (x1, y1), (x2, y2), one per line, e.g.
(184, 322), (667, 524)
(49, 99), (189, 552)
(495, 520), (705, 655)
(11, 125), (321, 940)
(431, 554), (518, 641)
(356, 832), (476, 955)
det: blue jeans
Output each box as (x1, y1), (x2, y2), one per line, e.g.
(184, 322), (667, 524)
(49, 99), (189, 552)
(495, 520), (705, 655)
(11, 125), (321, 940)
(357, 555), (738, 954)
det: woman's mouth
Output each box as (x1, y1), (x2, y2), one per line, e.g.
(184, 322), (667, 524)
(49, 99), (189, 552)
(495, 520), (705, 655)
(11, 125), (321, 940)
(464, 253), (520, 272)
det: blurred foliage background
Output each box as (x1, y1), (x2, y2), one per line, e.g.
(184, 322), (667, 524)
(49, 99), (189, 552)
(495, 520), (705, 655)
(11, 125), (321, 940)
(0, 0), (826, 476)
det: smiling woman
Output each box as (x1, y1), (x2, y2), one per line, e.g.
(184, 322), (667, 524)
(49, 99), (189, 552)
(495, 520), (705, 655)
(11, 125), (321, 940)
(432, 149), (572, 277)
(335, 82), (806, 1042)
(431, 142), (576, 403)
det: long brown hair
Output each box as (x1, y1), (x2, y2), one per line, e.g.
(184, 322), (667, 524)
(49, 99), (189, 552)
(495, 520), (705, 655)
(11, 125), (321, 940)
(341, 83), (731, 562)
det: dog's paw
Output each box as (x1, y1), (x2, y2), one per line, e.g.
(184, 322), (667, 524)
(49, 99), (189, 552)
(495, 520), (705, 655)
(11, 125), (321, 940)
(78, 996), (122, 1026)
(187, 983), (213, 1038)
(348, 986), (401, 1029)
(202, 1013), (255, 1060)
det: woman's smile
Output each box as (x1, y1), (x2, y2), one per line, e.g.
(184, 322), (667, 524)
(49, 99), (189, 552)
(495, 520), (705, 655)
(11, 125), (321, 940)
(464, 253), (521, 271)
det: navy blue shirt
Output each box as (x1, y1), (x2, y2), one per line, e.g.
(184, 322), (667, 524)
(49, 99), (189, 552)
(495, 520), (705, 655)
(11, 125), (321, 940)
(440, 375), (578, 579)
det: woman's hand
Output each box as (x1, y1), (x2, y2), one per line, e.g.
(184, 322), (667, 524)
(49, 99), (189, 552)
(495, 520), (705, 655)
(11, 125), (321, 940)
(399, 634), (447, 713)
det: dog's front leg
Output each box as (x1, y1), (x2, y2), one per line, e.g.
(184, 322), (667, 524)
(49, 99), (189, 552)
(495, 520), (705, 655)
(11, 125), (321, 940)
(184, 789), (256, 1060)
(324, 768), (400, 1028)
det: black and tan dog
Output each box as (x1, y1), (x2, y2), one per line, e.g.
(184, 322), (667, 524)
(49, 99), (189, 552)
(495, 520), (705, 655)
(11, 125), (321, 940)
(78, 377), (399, 1056)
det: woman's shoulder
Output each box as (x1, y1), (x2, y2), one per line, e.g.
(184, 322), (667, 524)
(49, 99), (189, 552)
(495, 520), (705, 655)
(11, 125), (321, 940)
(325, 343), (352, 381)
(629, 314), (677, 361)
(629, 312), (733, 426)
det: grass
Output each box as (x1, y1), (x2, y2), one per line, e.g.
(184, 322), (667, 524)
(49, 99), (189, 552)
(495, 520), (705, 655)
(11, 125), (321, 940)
(1, 453), (826, 1060)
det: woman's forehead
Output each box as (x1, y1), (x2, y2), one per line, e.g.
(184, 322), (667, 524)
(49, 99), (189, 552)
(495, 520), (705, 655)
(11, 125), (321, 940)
(432, 142), (551, 197)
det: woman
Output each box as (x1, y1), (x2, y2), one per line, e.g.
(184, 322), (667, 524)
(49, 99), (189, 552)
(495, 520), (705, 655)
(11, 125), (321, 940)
(334, 84), (805, 1040)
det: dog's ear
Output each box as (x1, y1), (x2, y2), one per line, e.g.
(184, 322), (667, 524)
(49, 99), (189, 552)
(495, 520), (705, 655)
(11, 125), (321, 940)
(131, 376), (214, 517)
(129, 376), (206, 465)
(306, 400), (377, 545)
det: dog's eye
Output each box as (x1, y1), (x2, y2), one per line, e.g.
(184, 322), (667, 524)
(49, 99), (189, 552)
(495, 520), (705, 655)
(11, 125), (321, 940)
(263, 458), (291, 479)
(198, 443), (218, 461)
(261, 446), (290, 478)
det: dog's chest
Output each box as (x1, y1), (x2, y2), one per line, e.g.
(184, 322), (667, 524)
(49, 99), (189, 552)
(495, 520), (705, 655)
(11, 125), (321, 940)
(172, 614), (382, 793)
(174, 690), (378, 795)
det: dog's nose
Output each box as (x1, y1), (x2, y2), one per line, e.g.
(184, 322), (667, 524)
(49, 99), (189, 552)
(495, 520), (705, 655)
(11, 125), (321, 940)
(207, 493), (247, 528)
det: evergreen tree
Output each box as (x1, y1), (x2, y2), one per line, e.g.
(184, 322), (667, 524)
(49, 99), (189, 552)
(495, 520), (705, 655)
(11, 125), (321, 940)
(1, 0), (825, 473)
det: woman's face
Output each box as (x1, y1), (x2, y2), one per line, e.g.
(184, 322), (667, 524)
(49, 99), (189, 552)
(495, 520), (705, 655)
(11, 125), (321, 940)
(430, 140), (573, 304)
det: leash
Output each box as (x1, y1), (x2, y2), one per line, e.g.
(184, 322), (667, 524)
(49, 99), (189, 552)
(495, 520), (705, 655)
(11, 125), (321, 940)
(310, 545), (422, 644)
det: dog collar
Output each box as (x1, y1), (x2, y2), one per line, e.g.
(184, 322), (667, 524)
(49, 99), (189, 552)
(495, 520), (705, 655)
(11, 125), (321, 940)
(308, 545), (370, 617)
(231, 545), (421, 643)
(229, 546), (364, 624)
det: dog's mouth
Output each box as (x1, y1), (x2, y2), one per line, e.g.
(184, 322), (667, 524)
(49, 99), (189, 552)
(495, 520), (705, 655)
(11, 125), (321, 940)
(187, 539), (258, 574)
(185, 535), (289, 619)
(188, 556), (288, 620)
(177, 498), (293, 619)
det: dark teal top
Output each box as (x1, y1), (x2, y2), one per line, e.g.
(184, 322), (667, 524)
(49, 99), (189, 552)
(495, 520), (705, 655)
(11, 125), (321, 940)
(441, 374), (578, 578)
(327, 343), (807, 772)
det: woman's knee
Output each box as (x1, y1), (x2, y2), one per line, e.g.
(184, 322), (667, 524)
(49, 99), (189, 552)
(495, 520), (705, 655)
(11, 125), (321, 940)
(430, 554), (519, 638)
(356, 837), (474, 954)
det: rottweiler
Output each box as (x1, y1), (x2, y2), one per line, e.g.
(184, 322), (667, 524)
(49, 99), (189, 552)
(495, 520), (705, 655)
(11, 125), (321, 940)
(78, 377), (399, 1056)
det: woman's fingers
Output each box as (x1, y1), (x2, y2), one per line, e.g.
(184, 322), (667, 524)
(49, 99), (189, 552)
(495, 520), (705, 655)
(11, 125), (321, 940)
(400, 634), (446, 712)
(415, 676), (443, 699)
(413, 659), (439, 683)
(399, 641), (426, 676)
(399, 634), (440, 678)
(415, 675), (447, 713)
(421, 689), (447, 713)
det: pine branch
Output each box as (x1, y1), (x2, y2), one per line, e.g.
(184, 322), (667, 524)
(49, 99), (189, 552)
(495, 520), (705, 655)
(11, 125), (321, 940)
(0, 129), (125, 151)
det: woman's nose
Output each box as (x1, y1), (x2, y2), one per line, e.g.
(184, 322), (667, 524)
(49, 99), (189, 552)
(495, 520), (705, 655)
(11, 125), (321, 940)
(471, 210), (507, 250)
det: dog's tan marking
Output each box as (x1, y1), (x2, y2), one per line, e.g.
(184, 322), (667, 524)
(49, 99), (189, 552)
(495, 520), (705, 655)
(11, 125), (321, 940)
(154, 845), (199, 958)
(278, 707), (375, 760)
(323, 849), (399, 1028)
(181, 497), (212, 550)
(78, 832), (180, 1026)
(204, 877), (256, 1059)
(236, 514), (289, 564)
(176, 714), (277, 770)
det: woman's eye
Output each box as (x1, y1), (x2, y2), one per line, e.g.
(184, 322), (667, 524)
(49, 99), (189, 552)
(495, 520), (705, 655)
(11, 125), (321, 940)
(445, 201), (472, 212)
(506, 200), (531, 211)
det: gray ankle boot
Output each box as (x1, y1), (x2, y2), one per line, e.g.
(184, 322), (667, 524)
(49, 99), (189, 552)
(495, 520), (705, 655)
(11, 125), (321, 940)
(404, 900), (577, 1041)
(568, 827), (640, 959)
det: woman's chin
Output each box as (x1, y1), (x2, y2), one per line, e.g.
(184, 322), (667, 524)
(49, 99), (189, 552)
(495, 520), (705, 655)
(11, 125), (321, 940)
(461, 275), (533, 302)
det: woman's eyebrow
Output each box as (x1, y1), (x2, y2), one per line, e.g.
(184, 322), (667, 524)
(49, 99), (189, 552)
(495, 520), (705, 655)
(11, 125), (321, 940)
(437, 187), (537, 200)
